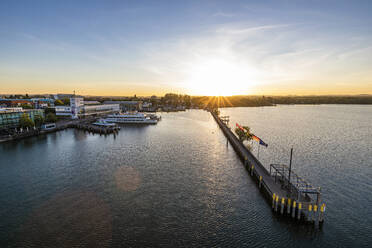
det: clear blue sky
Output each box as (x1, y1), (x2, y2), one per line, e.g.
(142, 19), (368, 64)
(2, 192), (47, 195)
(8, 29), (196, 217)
(1, 0), (371, 95)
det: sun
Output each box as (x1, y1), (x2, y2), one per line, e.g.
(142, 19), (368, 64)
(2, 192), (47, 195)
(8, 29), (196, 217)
(183, 58), (258, 96)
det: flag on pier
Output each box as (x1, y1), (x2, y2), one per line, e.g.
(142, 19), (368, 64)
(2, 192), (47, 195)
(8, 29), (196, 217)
(252, 135), (268, 147)
(236, 123), (245, 131)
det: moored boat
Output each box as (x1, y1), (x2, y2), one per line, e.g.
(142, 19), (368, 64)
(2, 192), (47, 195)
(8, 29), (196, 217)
(104, 112), (158, 124)
(92, 119), (118, 127)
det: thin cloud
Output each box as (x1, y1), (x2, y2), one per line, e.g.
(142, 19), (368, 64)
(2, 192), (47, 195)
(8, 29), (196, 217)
(216, 24), (291, 35)
(213, 12), (236, 18)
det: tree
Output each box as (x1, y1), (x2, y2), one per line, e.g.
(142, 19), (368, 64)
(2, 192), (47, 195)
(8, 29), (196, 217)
(54, 99), (64, 106)
(45, 107), (56, 115)
(46, 113), (57, 123)
(19, 113), (35, 128)
(62, 98), (70, 105)
(235, 126), (253, 142)
(34, 114), (44, 128)
(20, 103), (33, 109)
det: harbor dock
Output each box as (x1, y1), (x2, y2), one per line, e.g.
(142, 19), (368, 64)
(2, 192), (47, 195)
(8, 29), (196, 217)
(211, 111), (325, 225)
(71, 122), (120, 134)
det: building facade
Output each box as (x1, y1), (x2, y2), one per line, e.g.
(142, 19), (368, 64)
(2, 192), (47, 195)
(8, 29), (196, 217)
(103, 101), (143, 111)
(0, 109), (44, 130)
(70, 97), (84, 119)
(55, 106), (72, 117)
(55, 98), (120, 118)
(82, 104), (120, 116)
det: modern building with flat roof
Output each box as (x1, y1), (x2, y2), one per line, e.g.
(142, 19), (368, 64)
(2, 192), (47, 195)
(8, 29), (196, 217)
(55, 106), (72, 117)
(82, 104), (120, 116)
(103, 101), (143, 111)
(0, 108), (44, 130)
(55, 98), (120, 118)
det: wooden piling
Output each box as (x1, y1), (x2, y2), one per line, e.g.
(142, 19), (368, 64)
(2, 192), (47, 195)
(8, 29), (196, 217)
(275, 195), (279, 212)
(308, 204), (313, 222)
(292, 201), (296, 218)
(259, 176), (262, 188)
(272, 193), (276, 209)
(297, 203), (302, 220)
(287, 198), (291, 214)
(319, 203), (325, 223)
(314, 205), (318, 224)
(280, 197), (285, 215)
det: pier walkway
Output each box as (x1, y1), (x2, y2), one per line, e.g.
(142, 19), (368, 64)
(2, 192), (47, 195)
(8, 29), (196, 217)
(211, 111), (325, 224)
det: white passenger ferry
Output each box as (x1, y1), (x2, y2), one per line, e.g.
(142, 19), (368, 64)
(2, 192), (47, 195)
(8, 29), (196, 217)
(105, 112), (158, 124)
(92, 119), (117, 127)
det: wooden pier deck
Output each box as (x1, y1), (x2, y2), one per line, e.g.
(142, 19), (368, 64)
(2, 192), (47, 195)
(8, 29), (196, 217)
(72, 122), (120, 134)
(211, 111), (326, 224)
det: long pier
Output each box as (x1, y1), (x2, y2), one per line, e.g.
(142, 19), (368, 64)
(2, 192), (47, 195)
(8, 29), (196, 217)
(211, 111), (326, 225)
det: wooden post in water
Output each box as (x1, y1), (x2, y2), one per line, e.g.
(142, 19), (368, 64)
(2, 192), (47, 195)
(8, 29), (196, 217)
(280, 197), (285, 215)
(272, 193), (276, 209)
(251, 165), (254, 176)
(292, 201), (296, 218)
(319, 203), (325, 223)
(297, 203), (302, 220)
(287, 198), (291, 214)
(259, 176), (262, 188)
(275, 196), (279, 212)
(308, 204), (313, 222)
(314, 205), (318, 224)
(316, 189), (322, 223)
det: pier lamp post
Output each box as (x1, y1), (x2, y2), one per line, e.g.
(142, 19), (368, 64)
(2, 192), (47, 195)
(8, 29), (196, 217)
(288, 147), (293, 190)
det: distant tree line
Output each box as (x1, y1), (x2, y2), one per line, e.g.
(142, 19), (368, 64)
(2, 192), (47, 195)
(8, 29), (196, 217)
(266, 95), (372, 105)
(190, 95), (372, 108)
(191, 96), (274, 108)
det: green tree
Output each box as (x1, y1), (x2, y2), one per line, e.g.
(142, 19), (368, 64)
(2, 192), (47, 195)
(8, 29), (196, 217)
(54, 99), (64, 106)
(19, 113), (35, 128)
(45, 107), (56, 115)
(62, 98), (70, 105)
(20, 103), (33, 109)
(235, 126), (253, 142)
(46, 113), (57, 123)
(34, 114), (45, 128)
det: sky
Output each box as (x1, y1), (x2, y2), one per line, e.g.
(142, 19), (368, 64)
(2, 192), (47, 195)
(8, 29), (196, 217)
(0, 0), (371, 96)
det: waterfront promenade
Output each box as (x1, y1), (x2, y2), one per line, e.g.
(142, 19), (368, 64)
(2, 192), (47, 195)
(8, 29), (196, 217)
(0, 117), (96, 143)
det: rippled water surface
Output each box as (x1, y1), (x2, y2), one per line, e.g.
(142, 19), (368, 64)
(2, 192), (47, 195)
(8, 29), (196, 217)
(1, 106), (371, 247)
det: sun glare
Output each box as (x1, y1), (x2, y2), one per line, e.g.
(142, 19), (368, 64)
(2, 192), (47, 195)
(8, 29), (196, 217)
(184, 58), (257, 96)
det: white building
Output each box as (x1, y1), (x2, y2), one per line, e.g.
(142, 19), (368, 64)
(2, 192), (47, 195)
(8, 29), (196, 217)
(83, 100), (101, 105)
(55, 97), (119, 118)
(82, 104), (120, 116)
(70, 97), (84, 119)
(55, 106), (72, 117)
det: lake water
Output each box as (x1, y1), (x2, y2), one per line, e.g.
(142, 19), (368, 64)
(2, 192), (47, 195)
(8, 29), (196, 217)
(0, 106), (371, 247)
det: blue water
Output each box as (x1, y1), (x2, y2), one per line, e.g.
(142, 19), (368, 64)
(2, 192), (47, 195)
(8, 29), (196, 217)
(0, 106), (371, 247)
